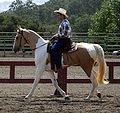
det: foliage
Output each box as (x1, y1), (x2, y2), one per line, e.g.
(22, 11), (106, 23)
(89, 0), (120, 35)
(0, 0), (101, 32)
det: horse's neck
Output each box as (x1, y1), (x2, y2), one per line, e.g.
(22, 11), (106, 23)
(28, 30), (47, 50)
(37, 36), (47, 45)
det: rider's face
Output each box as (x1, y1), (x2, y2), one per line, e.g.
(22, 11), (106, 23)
(56, 13), (65, 20)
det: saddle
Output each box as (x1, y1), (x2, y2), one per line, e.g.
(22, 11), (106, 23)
(47, 40), (77, 53)
(67, 42), (77, 53)
(47, 39), (77, 72)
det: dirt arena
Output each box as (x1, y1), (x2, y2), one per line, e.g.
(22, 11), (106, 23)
(0, 56), (120, 113)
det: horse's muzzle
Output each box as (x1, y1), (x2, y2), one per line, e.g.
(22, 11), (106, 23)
(12, 46), (20, 53)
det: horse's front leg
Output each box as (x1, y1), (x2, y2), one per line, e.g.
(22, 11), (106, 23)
(48, 71), (70, 100)
(25, 65), (44, 99)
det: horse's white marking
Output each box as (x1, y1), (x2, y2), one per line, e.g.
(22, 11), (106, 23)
(36, 37), (49, 47)
(80, 43), (97, 60)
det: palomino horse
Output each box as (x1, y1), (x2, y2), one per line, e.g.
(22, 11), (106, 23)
(13, 27), (109, 100)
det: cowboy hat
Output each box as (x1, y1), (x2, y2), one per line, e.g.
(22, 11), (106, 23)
(54, 8), (68, 17)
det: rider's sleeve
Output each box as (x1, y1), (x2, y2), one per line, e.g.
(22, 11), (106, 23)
(64, 22), (71, 38)
(59, 21), (71, 38)
(58, 20), (71, 38)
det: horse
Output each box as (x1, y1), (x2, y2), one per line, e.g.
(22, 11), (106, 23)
(13, 27), (109, 100)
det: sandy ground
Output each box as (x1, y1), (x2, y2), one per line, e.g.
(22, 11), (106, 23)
(0, 57), (120, 113)
(0, 84), (120, 113)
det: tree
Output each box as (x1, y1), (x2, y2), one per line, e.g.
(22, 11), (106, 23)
(0, 0), (102, 32)
(9, 0), (23, 11)
(0, 15), (4, 24)
(89, 0), (120, 34)
(72, 14), (91, 32)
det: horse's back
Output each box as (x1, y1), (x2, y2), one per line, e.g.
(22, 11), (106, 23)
(77, 42), (98, 50)
(63, 42), (96, 66)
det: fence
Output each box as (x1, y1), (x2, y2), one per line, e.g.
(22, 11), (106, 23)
(0, 32), (51, 56)
(0, 32), (120, 56)
(0, 61), (120, 93)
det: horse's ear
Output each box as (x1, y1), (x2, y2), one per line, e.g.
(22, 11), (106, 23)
(17, 25), (21, 31)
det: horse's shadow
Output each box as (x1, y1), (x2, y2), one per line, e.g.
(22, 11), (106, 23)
(0, 94), (113, 104)
(14, 95), (109, 105)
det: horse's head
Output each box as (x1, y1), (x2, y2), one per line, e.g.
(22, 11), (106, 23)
(13, 27), (29, 53)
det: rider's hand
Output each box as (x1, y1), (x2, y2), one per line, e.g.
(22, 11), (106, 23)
(50, 34), (58, 41)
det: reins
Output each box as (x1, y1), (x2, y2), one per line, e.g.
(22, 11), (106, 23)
(18, 29), (49, 51)
(18, 30), (29, 49)
(20, 30), (49, 51)
(19, 30), (29, 44)
(32, 42), (48, 51)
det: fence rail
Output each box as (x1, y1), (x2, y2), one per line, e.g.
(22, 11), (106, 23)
(0, 32), (120, 56)
(0, 61), (51, 83)
(0, 61), (120, 93)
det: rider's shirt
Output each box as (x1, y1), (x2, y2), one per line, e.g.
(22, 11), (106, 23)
(58, 19), (71, 38)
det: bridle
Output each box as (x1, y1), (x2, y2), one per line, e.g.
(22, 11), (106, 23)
(17, 30), (48, 51)
(17, 30), (29, 49)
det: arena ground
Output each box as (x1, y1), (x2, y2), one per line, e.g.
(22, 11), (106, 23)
(0, 57), (120, 113)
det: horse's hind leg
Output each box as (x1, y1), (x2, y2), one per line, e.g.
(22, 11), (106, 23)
(92, 70), (102, 99)
(85, 69), (98, 100)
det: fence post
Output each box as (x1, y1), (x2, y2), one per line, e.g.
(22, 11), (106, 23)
(3, 39), (5, 57)
(108, 65), (114, 83)
(10, 64), (15, 80)
(104, 35), (107, 52)
(54, 67), (67, 96)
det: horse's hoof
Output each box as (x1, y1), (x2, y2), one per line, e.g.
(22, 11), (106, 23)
(25, 96), (27, 99)
(84, 97), (90, 101)
(97, 92), (101, 98)
(22, 98), (26, 102)
(64, 95), (70, 101)
(24, 97), (28, 100)
(25, 95), (29, 99)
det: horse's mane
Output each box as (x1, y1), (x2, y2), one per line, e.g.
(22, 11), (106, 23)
(18, 27), (47, 42)
(28, 29), (41, 38)
(19, 27), (41, 38)
(19, 28), (28, 32)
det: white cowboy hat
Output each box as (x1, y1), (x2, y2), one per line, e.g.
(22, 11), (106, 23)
(54, 8), (68, 17)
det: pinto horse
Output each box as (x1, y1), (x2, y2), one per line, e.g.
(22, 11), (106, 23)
(13, 27), (109, 100)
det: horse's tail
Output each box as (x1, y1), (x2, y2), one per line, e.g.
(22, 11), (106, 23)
(94, 44), (109, 85)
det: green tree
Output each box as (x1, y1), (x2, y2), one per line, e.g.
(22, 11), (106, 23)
(73, 14), (91, 32)
(0, 0), (102, 32)
(89, 0), (120, 34)
(9, 0), (23, 11)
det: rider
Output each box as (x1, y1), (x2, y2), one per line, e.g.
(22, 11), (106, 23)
(50, 8), (72, 72)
